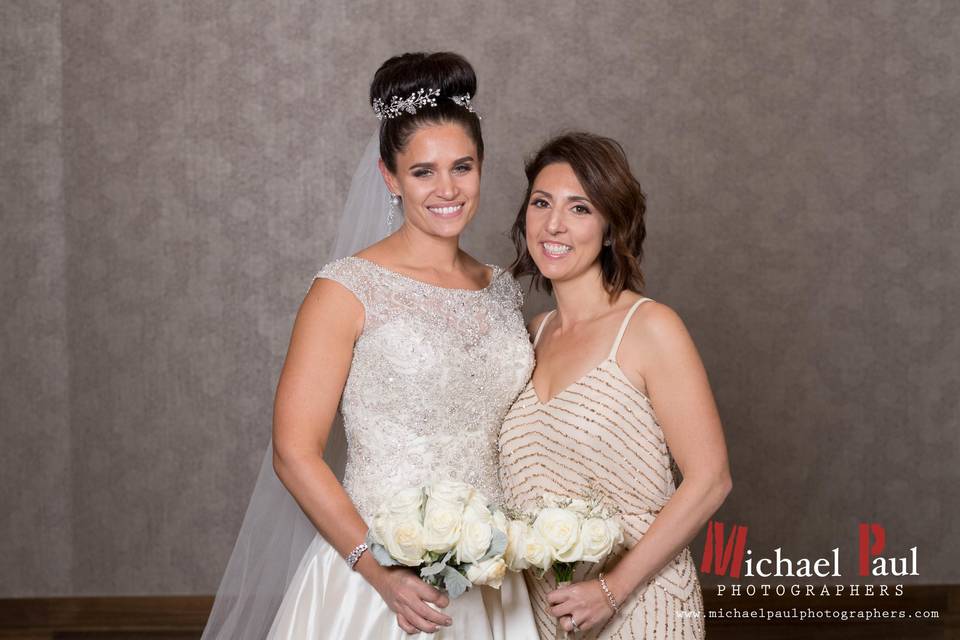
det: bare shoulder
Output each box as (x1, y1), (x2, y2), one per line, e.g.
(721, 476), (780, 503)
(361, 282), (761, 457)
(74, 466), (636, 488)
(526, 310), (553, 337)
(620, 299), (697, 362)
(300, 276), (365, 339)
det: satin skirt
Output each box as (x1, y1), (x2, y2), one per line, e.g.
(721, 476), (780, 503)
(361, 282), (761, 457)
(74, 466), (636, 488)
(266, 533), (540, 639)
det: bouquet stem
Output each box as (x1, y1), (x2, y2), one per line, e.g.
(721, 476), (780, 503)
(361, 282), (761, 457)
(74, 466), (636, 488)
(554, 563), (577, 638)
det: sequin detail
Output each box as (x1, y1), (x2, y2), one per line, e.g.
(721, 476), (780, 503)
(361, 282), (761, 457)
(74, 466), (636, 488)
(498, 299), (705, 639)
(314, 257), (533, 522)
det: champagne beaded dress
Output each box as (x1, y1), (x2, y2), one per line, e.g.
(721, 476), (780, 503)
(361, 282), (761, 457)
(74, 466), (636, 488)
(498, 299), (705, 639)
(266, 257), (540, 640)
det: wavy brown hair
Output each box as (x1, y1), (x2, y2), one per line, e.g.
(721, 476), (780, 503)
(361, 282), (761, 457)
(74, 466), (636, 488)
(510, 132), (647, 298)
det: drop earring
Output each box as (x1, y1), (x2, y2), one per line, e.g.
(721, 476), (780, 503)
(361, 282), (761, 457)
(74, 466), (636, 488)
(388, 193), (402, 228)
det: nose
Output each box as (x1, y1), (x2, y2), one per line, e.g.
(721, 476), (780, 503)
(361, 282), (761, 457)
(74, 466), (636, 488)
(545, 207), (565, 234)
(435, 171), (458, 200)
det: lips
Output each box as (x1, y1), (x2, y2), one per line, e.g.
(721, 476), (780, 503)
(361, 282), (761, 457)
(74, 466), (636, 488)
(426, 202), (465, 218)
(541, 241), (573, 258)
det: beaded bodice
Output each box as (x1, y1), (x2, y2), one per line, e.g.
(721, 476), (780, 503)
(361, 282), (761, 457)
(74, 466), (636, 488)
(314, 257), (534, 522)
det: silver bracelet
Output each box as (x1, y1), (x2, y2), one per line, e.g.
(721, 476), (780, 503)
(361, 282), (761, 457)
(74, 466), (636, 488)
(598, 572), (621, 614)
(345, 542), (368, 570)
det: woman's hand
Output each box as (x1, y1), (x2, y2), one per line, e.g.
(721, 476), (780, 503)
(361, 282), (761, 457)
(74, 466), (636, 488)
(547, 579), (616, 633)
(372, 566), (452, 634)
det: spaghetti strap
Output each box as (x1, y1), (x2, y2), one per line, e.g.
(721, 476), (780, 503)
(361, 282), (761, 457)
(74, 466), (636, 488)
(533, 310), (556, 348)
(608, 298), (652, 360)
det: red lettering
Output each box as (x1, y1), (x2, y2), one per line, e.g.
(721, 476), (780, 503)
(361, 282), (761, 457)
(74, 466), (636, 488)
(700, 520), (748, 577)
(858, 522), (885, 576)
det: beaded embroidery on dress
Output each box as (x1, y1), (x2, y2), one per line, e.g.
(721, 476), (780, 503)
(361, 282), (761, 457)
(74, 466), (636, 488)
(265, 257), (540, 639)
(498, 298), (705, 639)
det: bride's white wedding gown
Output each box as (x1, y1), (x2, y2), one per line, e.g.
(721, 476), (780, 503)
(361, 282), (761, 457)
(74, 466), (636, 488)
(266, 256), (539, 639)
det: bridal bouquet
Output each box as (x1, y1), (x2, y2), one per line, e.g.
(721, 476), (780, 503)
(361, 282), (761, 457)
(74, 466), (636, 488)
(364, 480), (510, 598)
(505, 488), (624, 584)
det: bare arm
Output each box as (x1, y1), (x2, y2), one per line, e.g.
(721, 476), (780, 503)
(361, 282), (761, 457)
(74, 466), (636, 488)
(272, 277), (451, 634)
(549, 302), (731, 631)
(605, 302), (731, 597)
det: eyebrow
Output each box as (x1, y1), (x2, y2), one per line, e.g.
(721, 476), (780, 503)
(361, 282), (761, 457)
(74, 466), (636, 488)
(531, 189), (592, 205)
(409, 156), (475, 171)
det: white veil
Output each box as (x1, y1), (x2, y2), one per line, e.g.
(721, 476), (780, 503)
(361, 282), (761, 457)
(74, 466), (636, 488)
(201, 130), (395, 639)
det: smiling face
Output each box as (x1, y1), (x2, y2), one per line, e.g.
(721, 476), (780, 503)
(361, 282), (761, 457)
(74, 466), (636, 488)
(524, 162), (607, 285)
(380, 122), (481, 239)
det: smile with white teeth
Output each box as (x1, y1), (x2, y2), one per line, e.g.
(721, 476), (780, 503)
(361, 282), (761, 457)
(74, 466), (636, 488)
(542, 242), (573, 257)
(427, 203), (464, 217)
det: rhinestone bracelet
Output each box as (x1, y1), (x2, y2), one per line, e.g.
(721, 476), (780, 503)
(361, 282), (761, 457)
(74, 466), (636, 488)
(345, 542), (368, 570)
(598, 572), (621, 614)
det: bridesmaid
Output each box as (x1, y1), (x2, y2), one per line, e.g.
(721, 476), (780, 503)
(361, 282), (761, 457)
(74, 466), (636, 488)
(498, 132), (731, 638)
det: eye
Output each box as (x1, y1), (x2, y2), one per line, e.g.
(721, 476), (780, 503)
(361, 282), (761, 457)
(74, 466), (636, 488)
(412, 168), (432, 178)
(572, 204), (591, 215)
(453, 163), (473, 174)
(530, 198), (550, 209)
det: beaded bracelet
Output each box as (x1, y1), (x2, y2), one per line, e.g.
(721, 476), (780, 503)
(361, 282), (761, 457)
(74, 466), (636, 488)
(345, 542), (368, 570)
(598, 572), (621, 614)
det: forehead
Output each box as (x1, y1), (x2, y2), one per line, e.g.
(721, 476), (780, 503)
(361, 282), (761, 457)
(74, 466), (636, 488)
(533, 162), (586, 194)
(400, 122), (477, 161)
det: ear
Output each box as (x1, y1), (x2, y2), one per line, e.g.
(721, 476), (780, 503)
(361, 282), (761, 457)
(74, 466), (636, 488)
(377, 158), (401, 197)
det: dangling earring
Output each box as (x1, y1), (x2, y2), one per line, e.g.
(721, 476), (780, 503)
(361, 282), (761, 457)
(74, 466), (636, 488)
(603, 237), (612, 247)
(388, 193), (402, 228)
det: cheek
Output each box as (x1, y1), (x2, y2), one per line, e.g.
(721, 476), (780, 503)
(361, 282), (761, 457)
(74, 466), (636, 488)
(524, 209), (540, 238)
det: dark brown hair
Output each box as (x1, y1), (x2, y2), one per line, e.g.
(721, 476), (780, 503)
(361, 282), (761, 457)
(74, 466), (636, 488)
(370, 52), (483, 173)
(510, 132), (647, 297)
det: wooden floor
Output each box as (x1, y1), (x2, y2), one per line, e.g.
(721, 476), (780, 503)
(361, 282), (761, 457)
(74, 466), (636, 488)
(0, 586), (956, 639)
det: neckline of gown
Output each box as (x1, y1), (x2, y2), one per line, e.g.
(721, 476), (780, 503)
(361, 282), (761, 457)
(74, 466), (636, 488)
(346, 256), (500, 294)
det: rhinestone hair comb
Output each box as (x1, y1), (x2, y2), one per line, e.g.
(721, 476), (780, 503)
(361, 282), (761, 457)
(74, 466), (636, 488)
(372, 88), (480, 120)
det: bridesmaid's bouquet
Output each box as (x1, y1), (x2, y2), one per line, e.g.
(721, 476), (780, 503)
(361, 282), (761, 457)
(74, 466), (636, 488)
(505, 488), (624, 584)
(365, 480), (510, 598)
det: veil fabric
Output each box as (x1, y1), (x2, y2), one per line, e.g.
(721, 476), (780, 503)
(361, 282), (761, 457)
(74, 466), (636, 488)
(201, 131), (395, 639)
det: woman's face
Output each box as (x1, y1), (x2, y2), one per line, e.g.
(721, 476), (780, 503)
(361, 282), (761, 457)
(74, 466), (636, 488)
(381, 122), (481, 240)
(525, 162), (607, 284)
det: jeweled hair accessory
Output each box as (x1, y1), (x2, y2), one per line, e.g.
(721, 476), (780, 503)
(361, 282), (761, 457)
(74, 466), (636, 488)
(373, 87), (440, 121)
(372, 88), (481, 120)
(450, 94), (481, 119)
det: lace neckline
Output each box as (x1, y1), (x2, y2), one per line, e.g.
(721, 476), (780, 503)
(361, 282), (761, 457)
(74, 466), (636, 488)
(346, 256), (500, 294)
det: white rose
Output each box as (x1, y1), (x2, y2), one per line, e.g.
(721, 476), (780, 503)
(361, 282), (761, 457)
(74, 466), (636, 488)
(466, 557), (508, 588)
(456, 518), (493, 564)
(522, 528), (554, 573)
(383, 486), (425, 517)
(422, 497), (464, 553)
(607, 518), (625, 546)
(567, 499), (590, 517)
(427, 480), (474, 507)
(580, 517), (616, 562)
(491, 509), (509, 535)
(463, 492), (493, 524)
(379, 516), (426, 567)
(533, 508), (582, 559)
(504, 520), (530, 571)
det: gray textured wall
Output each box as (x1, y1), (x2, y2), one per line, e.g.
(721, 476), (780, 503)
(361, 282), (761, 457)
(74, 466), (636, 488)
(2, 1), (957, 596)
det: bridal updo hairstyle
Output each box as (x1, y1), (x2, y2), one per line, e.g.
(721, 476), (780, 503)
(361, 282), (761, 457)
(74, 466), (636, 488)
(371, 52), (484, 173)
(510, 132), (647, 298)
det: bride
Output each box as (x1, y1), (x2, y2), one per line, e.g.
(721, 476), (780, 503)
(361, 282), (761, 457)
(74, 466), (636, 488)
(202, 52), (539, 639)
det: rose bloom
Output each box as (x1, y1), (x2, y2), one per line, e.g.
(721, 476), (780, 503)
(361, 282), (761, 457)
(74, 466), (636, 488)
(422, 497), (464, 553)
(522, 528), (554, 573)
(378, 516), (426, 567)
(456, 518), (493, 564)
(504, 520), (530, 571)
(427, 480), (474, 506)
(382, 486), (425, 517)
(466, 557), (508, 588)
(533, 508), (581, 559)
(580, 517), (617, 562)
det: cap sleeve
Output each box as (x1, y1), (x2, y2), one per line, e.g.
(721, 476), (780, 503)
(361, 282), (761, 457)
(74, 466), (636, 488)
(313, 257), (371, 310)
